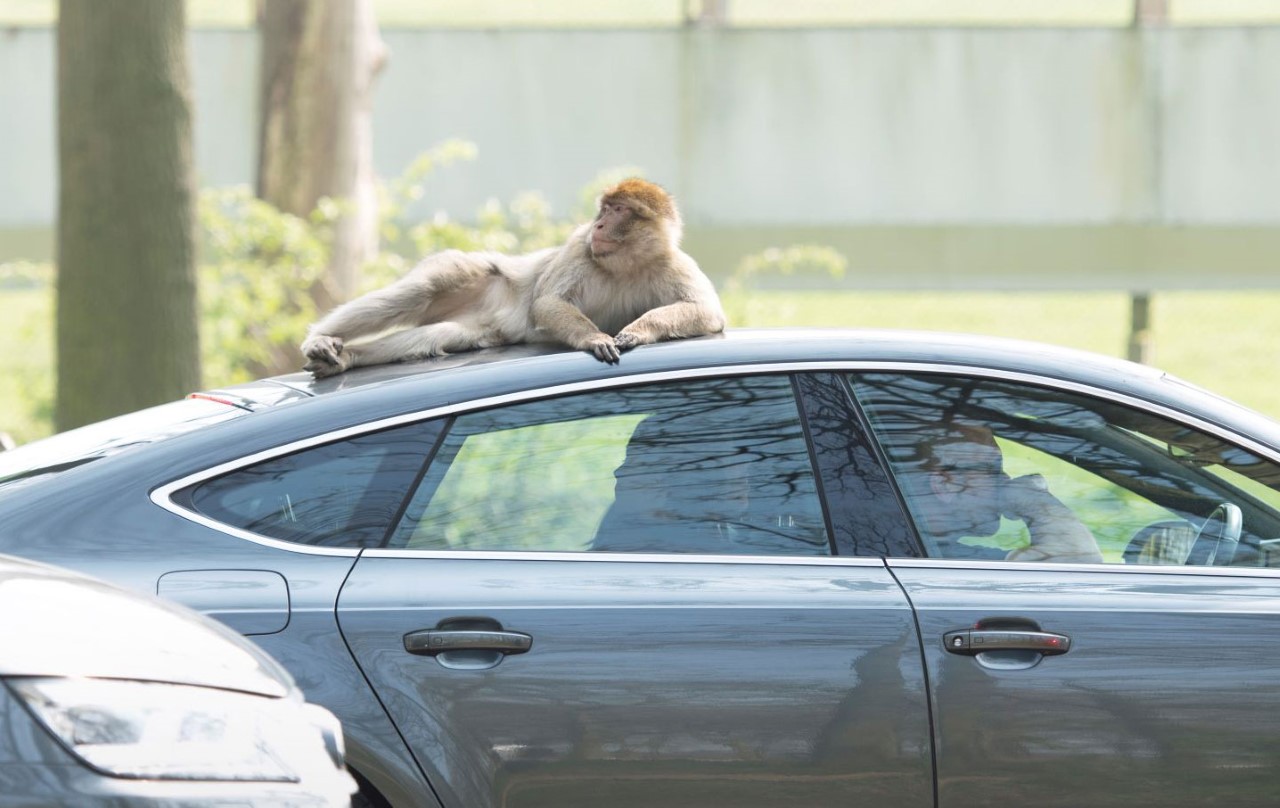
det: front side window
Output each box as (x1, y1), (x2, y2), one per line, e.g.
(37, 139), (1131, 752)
(849, 372), (1280, 567)
(389, 376), (831, 555)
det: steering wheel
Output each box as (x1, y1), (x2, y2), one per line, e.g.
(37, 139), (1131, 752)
(1185, 502), (1243, 566)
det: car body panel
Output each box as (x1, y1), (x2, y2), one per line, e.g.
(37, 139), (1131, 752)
(337, 555), (933, 808)
(157, 569), (291, 635)
(890, 559), (1280, 808)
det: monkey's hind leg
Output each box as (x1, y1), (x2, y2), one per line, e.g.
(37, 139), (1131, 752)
(302, 252), (511, 375)
(328, 322), (504, 375)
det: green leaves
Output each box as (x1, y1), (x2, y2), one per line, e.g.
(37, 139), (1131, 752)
(197, 143), (635, 383)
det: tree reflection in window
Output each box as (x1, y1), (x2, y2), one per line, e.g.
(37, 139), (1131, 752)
(391, 376), (830, 555)
(850, 372), (1280, 565)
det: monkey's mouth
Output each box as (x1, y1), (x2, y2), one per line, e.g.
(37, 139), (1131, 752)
(591, 238), (621, 256)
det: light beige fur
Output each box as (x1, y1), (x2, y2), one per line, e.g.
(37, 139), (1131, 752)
(301, 178), (724, 376)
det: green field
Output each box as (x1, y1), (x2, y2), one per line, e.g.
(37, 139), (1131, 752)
(4, 286), (1278, 446)
(727, 290), (1280, 425)
(2, 286), (54, 445)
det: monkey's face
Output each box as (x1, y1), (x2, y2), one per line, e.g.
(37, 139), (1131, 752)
(590, 200), (637, 258)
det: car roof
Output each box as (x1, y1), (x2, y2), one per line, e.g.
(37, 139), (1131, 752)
(202, 326), (1278, 450)
(6, 328), (1279, 498)
(228, 328), (1165, 404)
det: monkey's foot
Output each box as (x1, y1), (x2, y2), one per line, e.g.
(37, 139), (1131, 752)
(303, 354), (351, 378)
(301, 334), (345, 367)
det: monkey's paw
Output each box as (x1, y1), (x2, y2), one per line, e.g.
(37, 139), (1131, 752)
(613, 331), (649, 353)
(584, 333), (621, 364)
(301, 334), (345, 367)
(303, 353), (352, 379)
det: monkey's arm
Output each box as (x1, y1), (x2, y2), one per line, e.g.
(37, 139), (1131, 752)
(614, 263), (726, 351)
(530, 295), (621, 363)
(614, 298), (726, 351)
(530, 229), (623, 363)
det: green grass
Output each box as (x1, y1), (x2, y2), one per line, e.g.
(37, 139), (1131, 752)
(724, 289), (1280, 423)
(0, 286), (54, 445)
(2, 287), (1278, 445)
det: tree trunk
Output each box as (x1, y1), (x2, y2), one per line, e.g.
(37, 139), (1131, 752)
(257, 0), (386, 308)
(56, 0), (201, 431)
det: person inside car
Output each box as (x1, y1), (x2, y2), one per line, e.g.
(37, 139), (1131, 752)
(905, 422), (1104, 564)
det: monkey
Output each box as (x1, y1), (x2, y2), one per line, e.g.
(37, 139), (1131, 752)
(300, 177), (725, 377)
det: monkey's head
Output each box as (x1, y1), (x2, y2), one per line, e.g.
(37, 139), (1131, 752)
(590, 178), (683, 264)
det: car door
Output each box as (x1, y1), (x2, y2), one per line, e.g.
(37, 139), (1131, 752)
(336, 373), (934, 808)
(848, 369), (1280, 808)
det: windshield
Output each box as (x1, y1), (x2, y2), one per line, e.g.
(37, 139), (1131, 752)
(0, 398), (248, 491)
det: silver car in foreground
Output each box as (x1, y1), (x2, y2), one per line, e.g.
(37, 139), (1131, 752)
(0, 553), (355, 806)
(3, 328), (1280, 807)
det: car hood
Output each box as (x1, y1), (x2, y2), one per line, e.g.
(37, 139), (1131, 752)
(0, 555), (291, 698)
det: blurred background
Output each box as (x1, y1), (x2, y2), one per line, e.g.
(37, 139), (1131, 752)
(3, 0), (1280, 444)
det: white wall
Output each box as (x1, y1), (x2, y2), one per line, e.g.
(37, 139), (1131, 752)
(4, 25), (1280, 286)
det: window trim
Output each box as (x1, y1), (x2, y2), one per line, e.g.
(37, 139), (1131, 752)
(149, 361), (1280, 559)
(885, 556), (1280, 578)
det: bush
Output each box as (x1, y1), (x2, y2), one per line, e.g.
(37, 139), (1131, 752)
(200, 139), (641, 383)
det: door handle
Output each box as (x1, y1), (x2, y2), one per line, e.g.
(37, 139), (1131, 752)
(404, 629), (532, 656)
(943, 628), (1070, 656)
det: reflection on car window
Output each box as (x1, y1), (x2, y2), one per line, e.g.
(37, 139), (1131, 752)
(388, 376), (830, 555)
(849, 372), (1280, 567)
(184, 421), (442, 548)
(0, 398), (247, 492)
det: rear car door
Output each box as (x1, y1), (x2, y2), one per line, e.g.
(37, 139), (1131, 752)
(848, 370), (1280, 808)
(336, 372), (934, 808)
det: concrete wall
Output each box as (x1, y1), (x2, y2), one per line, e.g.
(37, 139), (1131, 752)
(4, 25), (1280, 287)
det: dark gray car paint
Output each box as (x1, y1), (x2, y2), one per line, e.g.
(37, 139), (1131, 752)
(157, 569), (290, 635)
(890, 560), (1280, 808)
(339, 556), (933, 808)
(5, 329), (1280, 807)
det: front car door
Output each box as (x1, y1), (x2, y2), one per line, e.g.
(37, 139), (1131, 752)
(848, 369), (1280, 807)
(336, 373), (934, 808)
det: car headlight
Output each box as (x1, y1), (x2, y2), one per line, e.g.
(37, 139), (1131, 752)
(7, 677), (345, 782)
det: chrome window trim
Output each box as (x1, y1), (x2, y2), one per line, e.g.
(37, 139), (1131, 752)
(886, 556), (1280, 578)
(360, 549), (884, 565)
(150, 360), (1280, 557)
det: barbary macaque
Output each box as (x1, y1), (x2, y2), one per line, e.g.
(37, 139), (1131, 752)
(300, 178), (725, 377)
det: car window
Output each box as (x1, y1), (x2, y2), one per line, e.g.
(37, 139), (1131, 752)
(181, 421), (443, 548)
(848, 372), (1280, 567)
(388, 376), (831, 555)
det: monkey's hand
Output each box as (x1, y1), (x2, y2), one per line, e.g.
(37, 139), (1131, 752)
(614, 330), (650, 353)
(583, 333), (621, 364)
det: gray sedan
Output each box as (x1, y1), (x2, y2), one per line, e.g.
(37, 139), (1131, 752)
(2, 328), (1280, 807)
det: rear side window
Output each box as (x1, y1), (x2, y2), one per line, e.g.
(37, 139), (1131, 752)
(181, 421), (442, 548)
